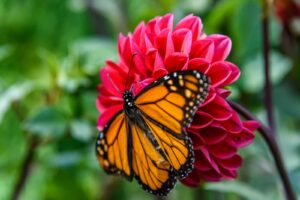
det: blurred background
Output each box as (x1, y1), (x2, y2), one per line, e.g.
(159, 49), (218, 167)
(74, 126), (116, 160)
(0, 0), (300, 199)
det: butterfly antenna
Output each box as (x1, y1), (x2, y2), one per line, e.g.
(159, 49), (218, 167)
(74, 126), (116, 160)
(125, 52), (138, 90)
(106, 73), (122, 94)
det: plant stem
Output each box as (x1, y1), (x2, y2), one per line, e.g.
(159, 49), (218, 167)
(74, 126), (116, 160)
(262, 0), (276, 133)
(228, 100), (296, 200)
(11, 137), (38, 200)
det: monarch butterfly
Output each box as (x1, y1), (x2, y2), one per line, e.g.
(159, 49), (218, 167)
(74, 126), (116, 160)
(96, 70), (210, 196)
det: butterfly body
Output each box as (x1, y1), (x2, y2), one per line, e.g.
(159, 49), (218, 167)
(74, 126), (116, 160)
(96, 70), (210, 196)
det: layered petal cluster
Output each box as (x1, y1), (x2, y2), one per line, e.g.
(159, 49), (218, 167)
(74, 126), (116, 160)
(96, 14), (260, 186)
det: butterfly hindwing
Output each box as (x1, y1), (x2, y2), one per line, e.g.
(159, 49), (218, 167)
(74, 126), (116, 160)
(134, 70), (209, 177)
(96, 111), (133, 180)
(130, 122), (177, 196)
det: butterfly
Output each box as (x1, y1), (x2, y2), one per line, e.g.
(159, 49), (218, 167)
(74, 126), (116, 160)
(96, 70), (210, 196)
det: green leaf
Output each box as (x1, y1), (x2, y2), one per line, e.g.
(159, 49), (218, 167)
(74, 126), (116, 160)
(0, 110), (26, 200)
(69, 37), (117, 74)
(0, 82), (32, 123)
(25, 106), (68, 138)
(205, 181), (270, 200)
(274, 85), (300, 120)
(205, 0), (243, 33)
(0, 45), (13, 62)
(70, 119), (94, 142)
(230, 0), (261, 61)
(241, 51), (292, 93)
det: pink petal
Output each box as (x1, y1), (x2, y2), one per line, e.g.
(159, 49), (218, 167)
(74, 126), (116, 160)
(206, 34), (232, 62)
(219, 166), (237, 179)
(189, 130), (204, 150)
(200, 147), (221, 173)
(146, 48), (168, 79)
(194, 149), (214, 171)
(217, 155), (243, 170)
(117, 33), (127, 56)
(97, 104), (123, 130)
(189, 110), (213, 129)
(158, 13), (173, 31)
(175, 14), (203, 41)
(220, 62), (241, 86)
(197, 169), (222, 182)
(190, 39), (214, 61)
(200, 87), (217, 107)
(209, 141), (237, 159)
(198, 126), (228, 145)
(181, 170), (201, 187)
(132, 78), (154, 95)
(155, 29), (174, 59)
(243, 120), (261, 132)
(172, 28), (192, 54)
(202, 94), (232, 121)
(207, 62), (231, 87)
(133, 22), (154, 54)
(97, 86), (123, 111)
(227, 129), (255, 148)
(119, 36), (148, 79)
(221, 111), (243, 133)
(164, 52), (188, 72)
(188, 58), (211, 73)
(216, 88), (231, 98)
(132, 22), (145, 45)
(146, 13), (173, 41)
(100, 65), (127, 93)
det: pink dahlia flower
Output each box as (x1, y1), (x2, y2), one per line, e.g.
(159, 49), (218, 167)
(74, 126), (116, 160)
(96, 13), (260, 186)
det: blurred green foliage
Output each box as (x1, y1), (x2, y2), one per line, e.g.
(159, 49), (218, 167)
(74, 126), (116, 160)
(0, 0), (300, 199)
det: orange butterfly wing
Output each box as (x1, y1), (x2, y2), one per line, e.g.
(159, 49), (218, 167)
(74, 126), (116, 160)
(96, 111), (132, 180)
(135, 71), (209, 177)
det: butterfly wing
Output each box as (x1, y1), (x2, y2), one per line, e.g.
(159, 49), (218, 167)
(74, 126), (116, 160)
(134, 70), (209, 178)
(96, 111), (133, 180)
(130, 122), (176, 196)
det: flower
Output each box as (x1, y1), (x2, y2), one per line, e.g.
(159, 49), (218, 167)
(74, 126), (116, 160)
(96, 14), (260, 186)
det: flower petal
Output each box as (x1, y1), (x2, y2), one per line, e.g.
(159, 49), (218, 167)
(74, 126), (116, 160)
(221, 111), (243, 133)
(202, 94), (232, 121)
(97, 86), (123, 111)
(217, 155), (243, 170)
(189, 110), (213, 129)
(190, 39), (214, 61)
(155, 29), (174, 59)
(188, 58), (210, 73)
(207, 62), (231, 87)
(181, 170), (201, 187)
(164, 52), (188, 72)
(243, 120), (261, 132)
(199, 126), (228, 145)
(206, 34), (232, 62)
(145, 13), (173, 40)
(220, 62), (241, 86)
(209, 141), (237, 159)
(97, 104), (123, 130)
(175, 14), (203, 41)
(172, 28), (192, 54)
(227, 127), (255, 148)
(194, 149), (214, 171)
(197, 169), (222, 182)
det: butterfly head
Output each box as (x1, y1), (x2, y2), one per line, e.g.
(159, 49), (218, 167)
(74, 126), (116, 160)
(123, 90), (134, 108)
